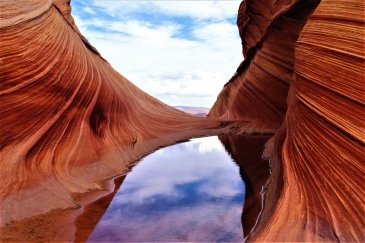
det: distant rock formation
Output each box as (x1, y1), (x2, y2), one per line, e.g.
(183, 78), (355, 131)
(174, 106), (210, 117)
(210, 0), (365, 241)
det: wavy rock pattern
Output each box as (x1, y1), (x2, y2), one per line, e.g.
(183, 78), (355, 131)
(210, 0), (320, 128)
(211, 0), (365, 241)
(1, 0), (364, 241)
(0, 0), (230, 226)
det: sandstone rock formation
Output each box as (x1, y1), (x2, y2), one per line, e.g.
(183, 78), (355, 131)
(210, 0), (365, 241)
(0, 0), (364, 241)
(0, 0), (231, 228)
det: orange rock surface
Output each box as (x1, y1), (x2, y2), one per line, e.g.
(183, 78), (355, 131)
(1, 0), (364, 241)
(0, 0), (230, 227)
(210, 0), (365, 241)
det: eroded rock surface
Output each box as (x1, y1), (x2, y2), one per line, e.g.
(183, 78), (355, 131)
(0, 0), (228, 228)
(0, 0), (364, 242)
(210, 0), (365, 241)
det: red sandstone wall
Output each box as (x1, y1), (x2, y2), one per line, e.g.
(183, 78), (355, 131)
(0, 0), (223, 224)
(211, 0), (364, 241)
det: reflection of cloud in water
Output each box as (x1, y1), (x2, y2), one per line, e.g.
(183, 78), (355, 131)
(91, 204), (243, 242)
(88, 136), (244, 242)
(186, 136), (226, 153)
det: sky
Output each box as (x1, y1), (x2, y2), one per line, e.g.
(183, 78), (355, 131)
(71, 0), (243, 108)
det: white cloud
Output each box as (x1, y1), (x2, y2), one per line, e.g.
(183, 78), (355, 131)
(72, 0), (242, 107)
(108, 20), (181, 39)
(83, 6), (96, 15)
(91, 0), (240, 20)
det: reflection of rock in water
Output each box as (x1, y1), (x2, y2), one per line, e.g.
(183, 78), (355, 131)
(219, 134), (271, 238)
(74, 176), (125, 242)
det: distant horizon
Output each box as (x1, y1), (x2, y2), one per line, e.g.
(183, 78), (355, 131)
(174, 105), (210, 109)
(71, 0), (242, 107)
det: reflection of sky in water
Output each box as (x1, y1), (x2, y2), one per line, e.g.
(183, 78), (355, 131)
(87, 136), (245, 242)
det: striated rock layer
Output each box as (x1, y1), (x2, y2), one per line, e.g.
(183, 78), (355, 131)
(210, 0), (321, 128)
(0, 0), (236, 227)
(1, 0), (364, 241)
(210, 0), (365, 241)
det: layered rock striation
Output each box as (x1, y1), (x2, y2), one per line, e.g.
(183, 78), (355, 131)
(0, 0), (229, 226)
(210, 0), (365, 241)
(0, 0), (364, 241)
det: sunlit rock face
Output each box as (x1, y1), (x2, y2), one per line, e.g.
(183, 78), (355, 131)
(211, 0), (365, 241)
(0, 0), (225, 225)
(1, 0), (364, 241)
(210, 0), (320, 128)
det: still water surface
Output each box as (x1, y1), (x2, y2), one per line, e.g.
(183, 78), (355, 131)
(78, 135), (270, 242)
